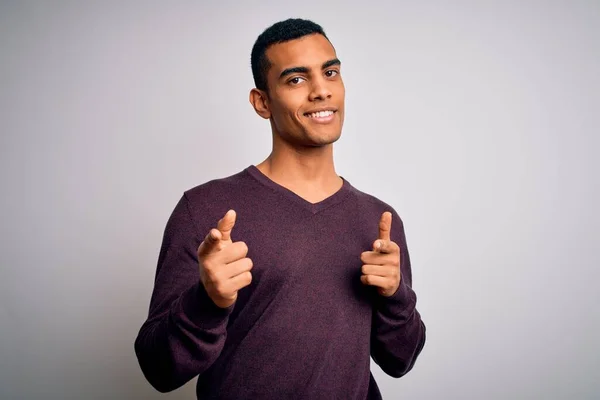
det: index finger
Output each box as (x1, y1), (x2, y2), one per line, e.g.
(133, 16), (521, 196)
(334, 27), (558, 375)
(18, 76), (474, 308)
(374, 239), (399, 254)
(197, 228), (221, 257)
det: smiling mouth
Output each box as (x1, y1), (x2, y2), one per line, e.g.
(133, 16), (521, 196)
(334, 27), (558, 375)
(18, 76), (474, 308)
(304, 110), (336, 119)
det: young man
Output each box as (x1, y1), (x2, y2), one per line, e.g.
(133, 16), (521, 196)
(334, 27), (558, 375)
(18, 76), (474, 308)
(135, 18), (426, 399)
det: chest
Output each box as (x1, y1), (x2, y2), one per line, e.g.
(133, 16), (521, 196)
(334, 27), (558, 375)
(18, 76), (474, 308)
(230, 208), (379, 304)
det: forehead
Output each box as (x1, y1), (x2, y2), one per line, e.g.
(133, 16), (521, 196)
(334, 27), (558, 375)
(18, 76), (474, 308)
(265, 34), (337, 73)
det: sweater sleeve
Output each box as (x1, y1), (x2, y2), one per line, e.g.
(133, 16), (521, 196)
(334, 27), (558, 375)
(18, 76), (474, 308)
(134, 194), (234, 393)
(370, 208), (426, 378)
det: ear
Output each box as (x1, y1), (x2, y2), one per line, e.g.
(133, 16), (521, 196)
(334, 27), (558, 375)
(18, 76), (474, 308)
(249, 88), (271, 119)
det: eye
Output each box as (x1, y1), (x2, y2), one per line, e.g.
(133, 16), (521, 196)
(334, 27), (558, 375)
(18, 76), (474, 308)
(288, 76), (306, 85)
(325, 69), (339, 78)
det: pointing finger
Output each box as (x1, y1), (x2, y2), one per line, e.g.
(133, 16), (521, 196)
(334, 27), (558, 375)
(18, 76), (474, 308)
(373, 239), (398, 254)
(197, 228), (222, 257)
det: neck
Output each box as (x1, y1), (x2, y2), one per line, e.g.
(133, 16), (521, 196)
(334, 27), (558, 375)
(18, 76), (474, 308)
(255, 132), (342, 192)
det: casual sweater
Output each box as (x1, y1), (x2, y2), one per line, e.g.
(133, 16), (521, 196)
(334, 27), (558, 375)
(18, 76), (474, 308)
(134, 165), (426, 399)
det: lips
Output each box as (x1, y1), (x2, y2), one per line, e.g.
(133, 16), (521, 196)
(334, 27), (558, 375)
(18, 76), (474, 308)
(303, 106), (338, 125)
(306, 110), (335, 119)
(304, 107), (337, 117)
(304, 109), (337, 124)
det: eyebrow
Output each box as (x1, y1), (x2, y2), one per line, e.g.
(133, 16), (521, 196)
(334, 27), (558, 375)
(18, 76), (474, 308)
(279, 58), (341, 79)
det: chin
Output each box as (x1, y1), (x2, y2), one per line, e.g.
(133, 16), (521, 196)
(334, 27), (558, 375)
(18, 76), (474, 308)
(310, 131), (342, 146)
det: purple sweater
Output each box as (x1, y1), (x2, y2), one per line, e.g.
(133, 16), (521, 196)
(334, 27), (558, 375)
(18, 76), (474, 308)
(134, 165), (426, 399)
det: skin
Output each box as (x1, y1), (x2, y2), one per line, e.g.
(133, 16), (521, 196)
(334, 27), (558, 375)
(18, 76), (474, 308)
(197, 33), (402, 309)
(250, 33), (345, 203)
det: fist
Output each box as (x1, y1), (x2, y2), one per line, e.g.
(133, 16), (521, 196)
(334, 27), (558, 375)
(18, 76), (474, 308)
(197, 209), (253, 308)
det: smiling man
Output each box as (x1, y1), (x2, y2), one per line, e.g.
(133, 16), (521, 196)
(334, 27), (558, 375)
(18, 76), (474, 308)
(135, 18), (426, 399)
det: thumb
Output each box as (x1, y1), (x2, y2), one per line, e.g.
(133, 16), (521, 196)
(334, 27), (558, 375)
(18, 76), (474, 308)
(377, 211), (392, 243)
(217, 209), (236, 242)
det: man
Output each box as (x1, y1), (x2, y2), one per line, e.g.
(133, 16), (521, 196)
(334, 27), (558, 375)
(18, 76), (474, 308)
(135, 18), (426, 399)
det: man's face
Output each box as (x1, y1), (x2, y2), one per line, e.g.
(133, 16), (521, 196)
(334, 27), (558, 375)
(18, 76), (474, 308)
(264, 33), (345, 147)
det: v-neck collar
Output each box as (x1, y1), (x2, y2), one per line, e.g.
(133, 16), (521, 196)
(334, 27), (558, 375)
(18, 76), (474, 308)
(245, 165), (352, 215)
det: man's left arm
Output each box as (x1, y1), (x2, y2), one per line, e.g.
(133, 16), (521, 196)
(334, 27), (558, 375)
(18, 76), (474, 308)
(361, 208), (426, 378)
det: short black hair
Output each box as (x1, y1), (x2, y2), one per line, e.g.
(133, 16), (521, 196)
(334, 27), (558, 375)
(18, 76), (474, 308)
(251, 18), (329, 93)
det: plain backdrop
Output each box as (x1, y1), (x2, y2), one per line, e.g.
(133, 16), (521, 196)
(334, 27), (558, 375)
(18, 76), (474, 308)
(1, 1), (599, 399)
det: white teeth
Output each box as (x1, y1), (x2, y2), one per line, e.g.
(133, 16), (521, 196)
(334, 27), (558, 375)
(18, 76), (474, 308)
(309, 110), (334, 118)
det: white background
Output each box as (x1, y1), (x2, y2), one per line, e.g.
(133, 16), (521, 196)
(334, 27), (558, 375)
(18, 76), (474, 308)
(1, 1), (599, 399)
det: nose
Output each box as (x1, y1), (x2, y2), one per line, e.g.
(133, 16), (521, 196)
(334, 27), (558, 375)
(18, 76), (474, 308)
(308, 76), (332, 101)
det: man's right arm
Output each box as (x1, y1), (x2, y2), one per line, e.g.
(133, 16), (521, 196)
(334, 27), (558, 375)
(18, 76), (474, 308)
(134, 195), (234, 393)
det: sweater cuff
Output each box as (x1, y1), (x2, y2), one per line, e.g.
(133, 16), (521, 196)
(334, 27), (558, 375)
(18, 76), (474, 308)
(178, 282), (234, 329)
(376, 278), (416, 316)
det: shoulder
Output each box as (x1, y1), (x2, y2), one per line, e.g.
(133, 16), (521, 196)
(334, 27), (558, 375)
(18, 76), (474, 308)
(176, 168), (251, 233)
(345, 181), (410, 254)
(183, 168), (247, 206)
(346, 180), (404, 223)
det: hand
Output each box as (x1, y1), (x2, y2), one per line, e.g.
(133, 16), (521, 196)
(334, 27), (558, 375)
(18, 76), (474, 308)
(360, 211), (401, 297)
(197, 209), (253, 308)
